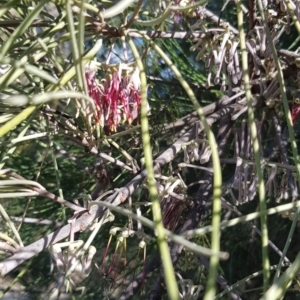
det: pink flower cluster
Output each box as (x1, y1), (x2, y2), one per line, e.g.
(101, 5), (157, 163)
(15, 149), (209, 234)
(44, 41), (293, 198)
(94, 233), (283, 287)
(85, 65), (141, 132)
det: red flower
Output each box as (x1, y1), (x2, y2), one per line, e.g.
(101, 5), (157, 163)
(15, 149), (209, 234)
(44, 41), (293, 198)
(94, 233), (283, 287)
(291, 104), (300, 125)
(85, 64), (142, 132)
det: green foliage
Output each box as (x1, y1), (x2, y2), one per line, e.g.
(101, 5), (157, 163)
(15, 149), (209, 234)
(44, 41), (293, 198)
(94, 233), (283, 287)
(2, 1), (300, 300)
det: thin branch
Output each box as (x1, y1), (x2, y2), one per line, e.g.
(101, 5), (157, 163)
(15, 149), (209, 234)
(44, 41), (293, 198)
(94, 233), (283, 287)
(4, 171), (85, 212)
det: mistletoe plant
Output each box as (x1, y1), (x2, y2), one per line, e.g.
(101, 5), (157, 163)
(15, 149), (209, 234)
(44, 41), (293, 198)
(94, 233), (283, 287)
(1, 1), (300, 299)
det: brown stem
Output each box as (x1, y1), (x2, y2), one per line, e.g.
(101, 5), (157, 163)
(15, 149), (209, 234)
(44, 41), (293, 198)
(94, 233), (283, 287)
(248, 0), (256, 31)
(124, 0), (143, 29)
